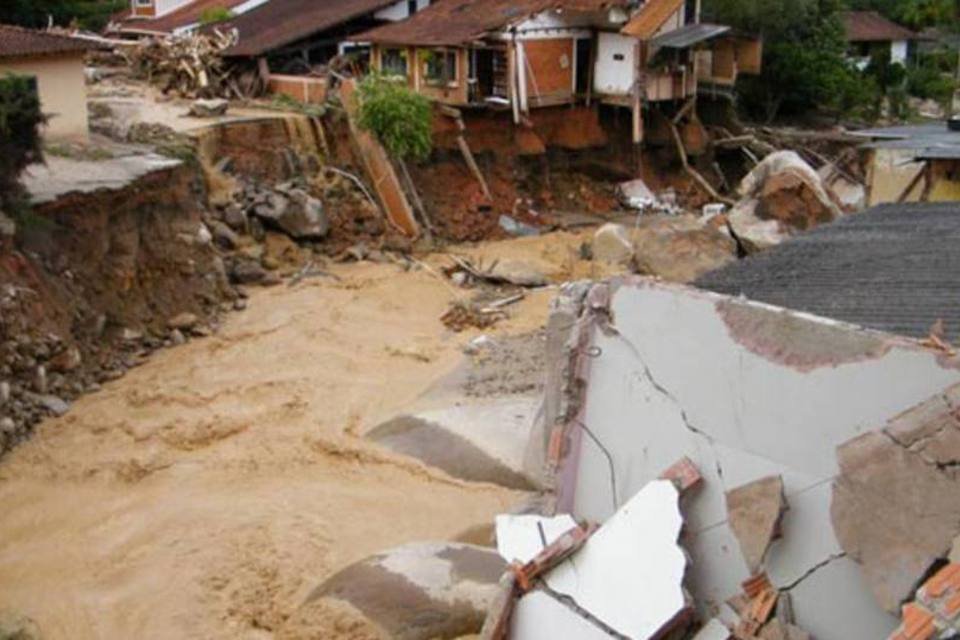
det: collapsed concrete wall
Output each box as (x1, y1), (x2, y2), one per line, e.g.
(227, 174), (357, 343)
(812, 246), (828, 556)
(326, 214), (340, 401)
(542, 278), (960, 639)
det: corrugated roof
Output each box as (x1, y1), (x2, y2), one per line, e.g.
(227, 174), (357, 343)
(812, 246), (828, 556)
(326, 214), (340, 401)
(223, 0), (399, 56)
(114, 0), (252, 34)
(841, 11), (920, 43)
(621, 0), (683, 38)
(650, 22), (728, 48)
(853, 122), (960, 159)
(357, 0), (617, 47)
(0, 23), (93, 58)
(695, 203), (960, 340)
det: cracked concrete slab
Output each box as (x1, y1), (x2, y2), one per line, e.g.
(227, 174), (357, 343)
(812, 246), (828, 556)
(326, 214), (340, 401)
(832, 429), (960, 613)
(727, 476), (786, 573)
(24, 153), (182, 204)
(546, 279), (960, 639)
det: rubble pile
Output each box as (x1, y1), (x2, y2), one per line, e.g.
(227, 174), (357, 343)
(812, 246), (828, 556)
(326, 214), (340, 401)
(122, 30), (261, 100)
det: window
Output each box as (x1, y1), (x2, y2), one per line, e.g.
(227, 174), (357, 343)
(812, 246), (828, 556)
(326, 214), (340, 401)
(422, 48), (457, 86)
(135, 0), (153, 6)
(381, 48), (408, 77)
(407, 0), (417, 15)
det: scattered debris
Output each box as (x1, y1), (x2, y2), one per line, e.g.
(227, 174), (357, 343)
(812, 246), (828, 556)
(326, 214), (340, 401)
(188, 98), (229, 118)
(592, 223), (634, 266)
(727, 476), (787, 574)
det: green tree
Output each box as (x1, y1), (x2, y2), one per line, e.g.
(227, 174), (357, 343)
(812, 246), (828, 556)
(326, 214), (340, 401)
(0, 0), (126, 32)
(705, 0), (872, 121)
(356, 73), (433, 161)
(0, 75), (46, 213)
(199, 6), (233, 25)
(846, 0), (958, 30)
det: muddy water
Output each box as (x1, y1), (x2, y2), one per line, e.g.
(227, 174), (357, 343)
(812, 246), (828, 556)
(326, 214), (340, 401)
(0, 259), (553, 639)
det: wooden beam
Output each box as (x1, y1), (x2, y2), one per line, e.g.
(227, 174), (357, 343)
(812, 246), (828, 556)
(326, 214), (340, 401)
(897, 163), (927, 203)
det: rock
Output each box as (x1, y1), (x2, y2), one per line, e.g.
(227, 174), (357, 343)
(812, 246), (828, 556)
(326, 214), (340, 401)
(486, 258), (549, 287)
(738, 151), (841, 231)
(209, 220), (240, 250)
(33, 393), (70, 416)
(167, 312), (199, 331)
(0, 381), (9, 406)
(285, 542), (504, 640)
(252, 189), (328, 240)
(170, 329), (186, 346)
(233, 299), (248, 311)
(0, 418), (14, 434)
(0, 210), (16, 238)
(188, 98), (229, 118)
(630, 215), (737, 282)
(33, 365), (46, 394)
(196, 223), (213, 246)
(726, 475), (786, 573)
(222, 203), (246, 230)
(617, 178), (657, 209)
(227, 256), (266, 284)
(728, 198), (789, 253)
(592, 223), (634, 266)
(49, 346), (82, 373)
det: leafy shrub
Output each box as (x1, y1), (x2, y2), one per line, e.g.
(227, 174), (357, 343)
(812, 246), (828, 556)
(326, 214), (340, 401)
(907, 65), (956, 104)
(199, 6), (233, 25)
(0, 74), (45, 212)
(356, 73), (432, 161)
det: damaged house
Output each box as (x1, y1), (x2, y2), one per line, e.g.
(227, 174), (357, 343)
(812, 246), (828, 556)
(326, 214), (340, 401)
(356, 0), (761, 142)
(505, 201), (960, 639)
(108, 0), (265, 36)
(218, 0), (433, 74)
(853, 122), (960, 205)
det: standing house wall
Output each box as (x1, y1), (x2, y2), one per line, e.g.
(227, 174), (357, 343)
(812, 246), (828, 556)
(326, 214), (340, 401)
(522, 38), (575, 106)
(0, 53), (88, 139)
(545, 279), (960, 640)
(594, 32), (635, 96)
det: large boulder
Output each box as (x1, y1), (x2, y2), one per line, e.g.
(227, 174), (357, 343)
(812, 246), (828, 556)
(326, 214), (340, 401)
(280, 542), (505, 640)
(730, 151), (843, 251)
(250, 187), (328, 240)
(630, 215), (737, 283)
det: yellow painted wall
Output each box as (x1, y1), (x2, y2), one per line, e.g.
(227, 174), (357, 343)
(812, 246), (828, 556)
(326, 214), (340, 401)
(867, 148), (925, 205)
(867, 149), (960, 204)
(0, 53), (88, 139)
(929, 160), (960, 201)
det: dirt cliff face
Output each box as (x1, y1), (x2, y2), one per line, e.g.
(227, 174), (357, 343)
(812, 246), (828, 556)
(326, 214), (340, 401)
(0, 163), (235, 454)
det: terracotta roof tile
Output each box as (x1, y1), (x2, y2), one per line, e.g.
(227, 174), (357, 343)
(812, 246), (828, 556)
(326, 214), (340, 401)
(841, 11), (920, 43)
(924, 563), (960, 599)
(0, 23), (93, 58)
(114, 0), (251, 34)
(357, 0), (620, 47)
(223, 0), (399, 56)
(621, 0), (684, 38)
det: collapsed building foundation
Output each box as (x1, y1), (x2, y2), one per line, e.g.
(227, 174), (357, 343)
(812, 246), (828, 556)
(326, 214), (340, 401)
(525, 278), (960, 638)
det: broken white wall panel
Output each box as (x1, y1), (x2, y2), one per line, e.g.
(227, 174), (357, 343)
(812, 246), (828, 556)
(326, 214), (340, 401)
(546, 278), (960, 639)
(510, 591), (614, 639)
(494, 514), (578, 564)
(544, 480), (690, 639)
(692, 618), (731, 640)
